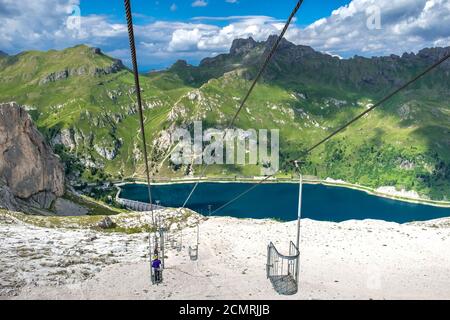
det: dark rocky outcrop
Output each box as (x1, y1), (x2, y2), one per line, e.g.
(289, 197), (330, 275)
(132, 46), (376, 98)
(92, 60), (124, 76)
(39, 60), (125, 85)
(0, 102), (65, 212)
(39, 70), (70, 84)
(172, 59), (189, 68)
(97, 216), (115, 229)
(229, 37), (257, 55)
(90, 47), (102, 55)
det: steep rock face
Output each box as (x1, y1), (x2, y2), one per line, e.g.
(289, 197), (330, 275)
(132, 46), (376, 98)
(230, 37), (257, 55)
(0, 102), (65, 211)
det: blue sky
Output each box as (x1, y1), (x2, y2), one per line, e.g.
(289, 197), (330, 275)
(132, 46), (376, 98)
(80, 0), (352, 27)
(1, 0), (449, 71)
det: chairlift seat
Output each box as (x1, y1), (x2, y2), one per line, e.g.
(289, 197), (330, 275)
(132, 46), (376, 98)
(188, 245), (198, 261)
(266, 241), (299, 295)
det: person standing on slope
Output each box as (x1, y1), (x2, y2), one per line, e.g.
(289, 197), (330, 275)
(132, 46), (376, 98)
(152, 255), (162, 283)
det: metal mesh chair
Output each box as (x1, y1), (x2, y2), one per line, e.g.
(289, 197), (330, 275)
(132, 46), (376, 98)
(266, 241), (299, 295)
(169, 234), (182, 252)
(188, 245), (198, 261)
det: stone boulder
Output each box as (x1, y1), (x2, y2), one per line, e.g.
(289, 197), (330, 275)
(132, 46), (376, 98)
(97, 216), (116, 229)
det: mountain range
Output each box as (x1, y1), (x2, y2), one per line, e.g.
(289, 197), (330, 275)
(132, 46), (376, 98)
(0, 36), (449, 200)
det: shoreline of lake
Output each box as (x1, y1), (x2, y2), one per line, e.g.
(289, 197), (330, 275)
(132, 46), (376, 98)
(115, 177), (450, 209)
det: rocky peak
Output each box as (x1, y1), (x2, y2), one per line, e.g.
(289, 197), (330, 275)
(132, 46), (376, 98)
(399, 47), (450, 70)
(400, 47), (450, 61)
(417, 47), (450, 69)
(0, 102), (65, 212)
(264, 35), (281, 48)
(264, 35), (298, 51)
(230, 37), (257, 55)
(417, 46), (450, 59)
(28, 45), (126, 85)
(90, 47), (102, 55)
(172, 59), (189, 68)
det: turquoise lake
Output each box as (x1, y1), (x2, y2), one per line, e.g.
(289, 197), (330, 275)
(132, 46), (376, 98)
(119, 182), (450, 223)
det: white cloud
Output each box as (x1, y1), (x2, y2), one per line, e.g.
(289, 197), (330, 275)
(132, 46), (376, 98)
(0, 0), (81, 52)
(170, 3), (177, 12)
(226, 0), (238, 3)
(169, 28), (204, 51)
(1, 0), (449, 70)
(168, 16), (284, 53)
(191, 0), (207, 7)
(289, 0), (450, 57)
(192, 15), (281, 22)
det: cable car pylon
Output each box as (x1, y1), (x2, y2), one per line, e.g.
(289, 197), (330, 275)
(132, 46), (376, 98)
(266, 161), (302, 295)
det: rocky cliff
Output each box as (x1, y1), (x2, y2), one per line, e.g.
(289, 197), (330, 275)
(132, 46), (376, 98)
(0, 102), (65, 212)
